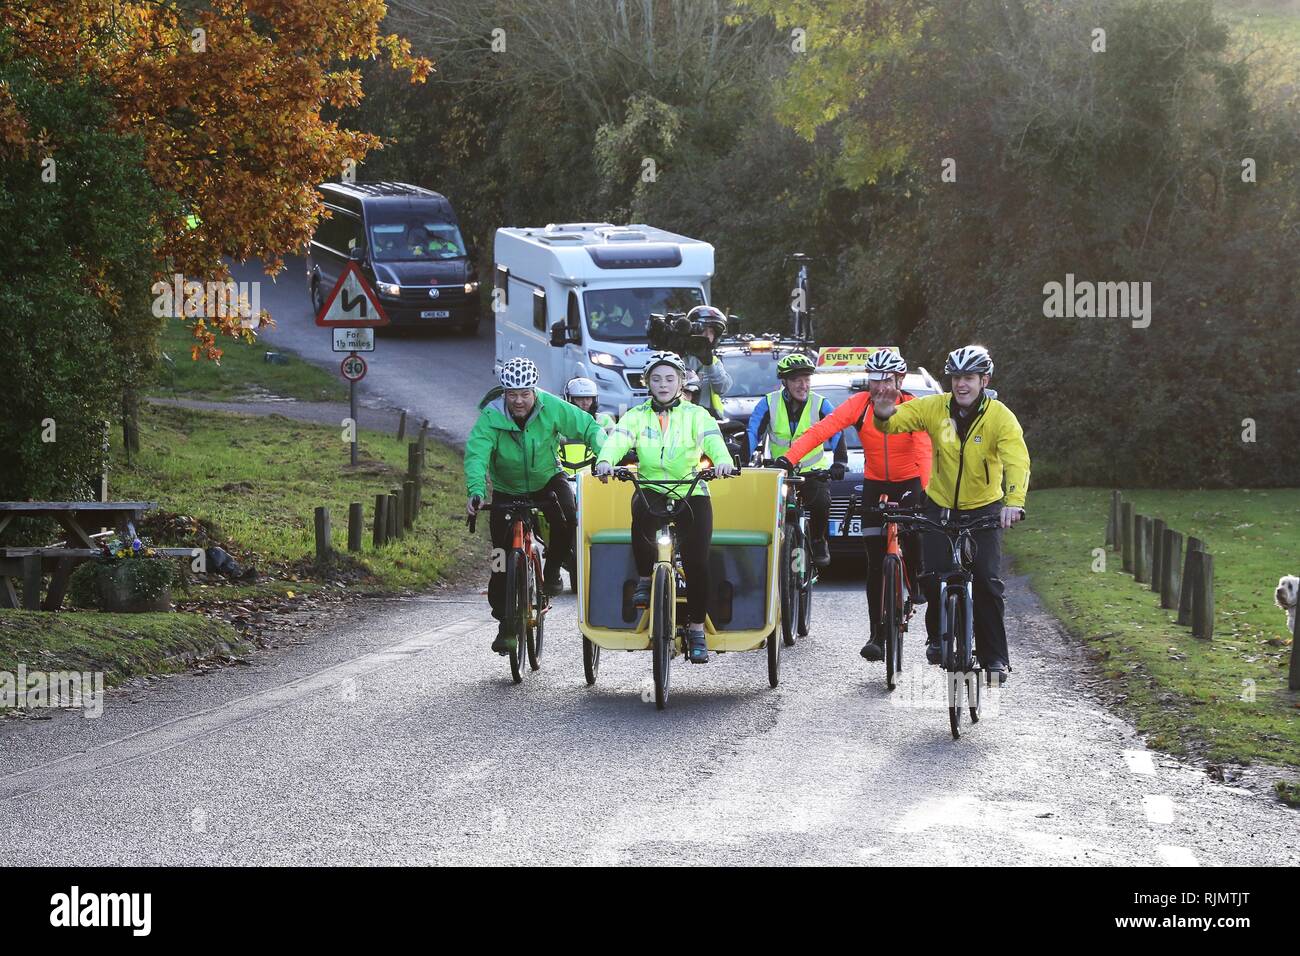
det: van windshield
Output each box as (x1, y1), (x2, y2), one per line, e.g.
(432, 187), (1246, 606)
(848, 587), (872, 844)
(583, 287), (705, 342)
(369, 219), (467, 261)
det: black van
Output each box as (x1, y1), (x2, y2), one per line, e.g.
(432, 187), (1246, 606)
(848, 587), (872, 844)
(308, 181), (480, 334)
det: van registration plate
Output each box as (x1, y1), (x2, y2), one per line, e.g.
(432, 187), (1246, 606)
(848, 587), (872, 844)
(421, 310), (450, 319)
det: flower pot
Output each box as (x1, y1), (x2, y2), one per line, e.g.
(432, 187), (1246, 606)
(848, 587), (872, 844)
(97, 563), (172, 613)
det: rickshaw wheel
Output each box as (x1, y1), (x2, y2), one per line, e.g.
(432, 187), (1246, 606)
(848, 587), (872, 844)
(767, 626), (780, 688)
(652, 564), (672, 710)
(583, 637), (601, 686)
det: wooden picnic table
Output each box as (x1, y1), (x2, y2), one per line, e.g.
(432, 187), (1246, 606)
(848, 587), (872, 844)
(0, 501), (156, 610)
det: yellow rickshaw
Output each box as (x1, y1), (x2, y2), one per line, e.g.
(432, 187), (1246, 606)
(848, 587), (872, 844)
(575, 466), (785, 708)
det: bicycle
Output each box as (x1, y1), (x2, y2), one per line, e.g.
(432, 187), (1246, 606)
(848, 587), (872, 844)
(880, 508), (1007, 739)
(467, 494), (552, 684)
(863, 494), (922, 692)
(783, 252), (822, 343)
(611, 466), (730, 708)
(765, 461), (831, 648)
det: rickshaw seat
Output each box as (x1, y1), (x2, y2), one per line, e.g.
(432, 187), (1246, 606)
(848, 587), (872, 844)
(587, 528), (770, 547)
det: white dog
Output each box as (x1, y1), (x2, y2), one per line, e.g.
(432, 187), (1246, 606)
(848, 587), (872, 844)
(1276, 575), (1298, 635)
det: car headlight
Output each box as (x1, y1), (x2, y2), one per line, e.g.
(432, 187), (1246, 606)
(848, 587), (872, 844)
(464, 281), (479, 294)
(589, 350), (625, 370)
(376, 282), (401, 297)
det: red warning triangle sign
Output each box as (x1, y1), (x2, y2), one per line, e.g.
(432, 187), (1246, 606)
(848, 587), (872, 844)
(314, 261), (390, 327)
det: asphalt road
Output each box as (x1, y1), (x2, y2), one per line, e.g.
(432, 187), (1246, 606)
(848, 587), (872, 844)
(2, 260), (1295, 865)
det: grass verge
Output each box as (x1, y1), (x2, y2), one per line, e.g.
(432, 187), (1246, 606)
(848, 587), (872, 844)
(150, 318), (345, 402)
(0, 608), (246, 701)
(1004, 488), (1299, 772)
(112, 403), (472, 592)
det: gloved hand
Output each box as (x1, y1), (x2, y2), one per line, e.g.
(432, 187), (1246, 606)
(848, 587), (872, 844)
(466, 494), (483, 517)
(773, 456), (794, 474)
(714, 459), (737, 477)
(829, 462), (847, 481)
(593, 460), (613, 482)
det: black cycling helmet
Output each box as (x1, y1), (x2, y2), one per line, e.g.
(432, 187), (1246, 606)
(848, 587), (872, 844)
(944, 344), (994, 376)
(687, 305), (728, 335)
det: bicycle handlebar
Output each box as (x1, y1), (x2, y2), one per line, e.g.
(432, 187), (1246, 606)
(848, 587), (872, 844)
(612, 467), (733, 521)
(880, 510), (1007, 537)
(466, 491), (557, 534)
(759, 459), (832, 483)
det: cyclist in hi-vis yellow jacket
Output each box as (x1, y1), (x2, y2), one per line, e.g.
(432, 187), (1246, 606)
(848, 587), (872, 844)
(594, 351), (735, 664)
(871, 344), (1029, 682)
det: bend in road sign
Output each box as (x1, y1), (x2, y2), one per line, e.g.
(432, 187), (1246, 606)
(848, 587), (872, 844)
(340, 352), (368, 382)
(333, 327), (375, 352)
(315, 261), (390, 328)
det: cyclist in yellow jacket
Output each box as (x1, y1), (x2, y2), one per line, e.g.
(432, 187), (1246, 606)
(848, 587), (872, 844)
(871, 344), (1029, 682)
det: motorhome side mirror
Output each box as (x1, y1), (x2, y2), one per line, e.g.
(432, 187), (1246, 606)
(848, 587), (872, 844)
(549, 321), (568, 348)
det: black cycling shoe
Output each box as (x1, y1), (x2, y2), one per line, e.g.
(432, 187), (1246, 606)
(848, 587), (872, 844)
(543, 561), (564, 596)
(925, 638), (942, 665)
(491, 623), (514, 655)
(984, 660), (1009, 685)
(811, 536), (831, 567)
(632, 577), (651, 608)
(859, 638), (884, 662)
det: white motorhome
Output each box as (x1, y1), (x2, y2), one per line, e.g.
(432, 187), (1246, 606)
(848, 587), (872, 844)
(493, 223), (714, 415)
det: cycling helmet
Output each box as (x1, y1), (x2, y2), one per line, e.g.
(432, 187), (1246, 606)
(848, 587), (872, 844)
(564, 377), (599, 399)
(944, 344), (994, 376)
(777, 353), (816, 379)
(499, 357), (540, 389)
(687, 305), (728, 335)
(683, 370), (702, 394)
(865, 349), (908, 376)
(642, 350), (687, 378)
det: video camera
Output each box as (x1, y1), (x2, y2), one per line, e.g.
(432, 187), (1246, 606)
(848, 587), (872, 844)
(646, 311), (714, 362)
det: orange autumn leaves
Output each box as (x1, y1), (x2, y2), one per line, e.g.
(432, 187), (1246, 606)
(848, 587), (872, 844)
(1, 0), (431, 359)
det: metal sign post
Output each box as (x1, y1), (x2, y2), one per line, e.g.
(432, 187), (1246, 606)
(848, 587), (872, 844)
(315, 263), (387, 467)
(340, 353), (368, 465)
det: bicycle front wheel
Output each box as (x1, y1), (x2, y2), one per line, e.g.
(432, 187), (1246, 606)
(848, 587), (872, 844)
(945, 590), (965, 738)
(507, 550), (528, 684)
(527, 552), (545, 671)
(882, 555), (903, 691)
(651, 563), (673, 710)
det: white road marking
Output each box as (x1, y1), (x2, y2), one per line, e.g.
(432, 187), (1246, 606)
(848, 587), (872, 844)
(1122, 748), (1156, 775)
(0, 615), (485, 799)
(1156, 845), (1199, 866)
(1142, 794), (1176, 824)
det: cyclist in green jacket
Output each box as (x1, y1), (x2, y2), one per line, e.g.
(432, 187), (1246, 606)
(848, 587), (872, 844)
(594, 351), (735, 664)
(465, 358), (607, 653)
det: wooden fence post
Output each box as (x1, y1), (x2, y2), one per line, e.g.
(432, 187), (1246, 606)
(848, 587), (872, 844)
(1150, 518), (1166, 593)
(1160, 529), (1182, 610)
(1191, 551), (1214, 639)
(390, 489), (404, 540)
(314, 506), (332, 563)
(1134, 515), (1150, 584)
(1121, 502), (1134, 572)
(347, 502), (363, 552)
(418, 419), (429, 468)
(403, 480), (416, 529)
(1106, 491), (1120, 549)
(1177, 536), (1203, 626)
(374, 494), (388, 548)
(397, 409), (408, 441)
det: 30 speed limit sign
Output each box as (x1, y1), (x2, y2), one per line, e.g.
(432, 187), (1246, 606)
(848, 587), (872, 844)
(340, 353), (367, 382)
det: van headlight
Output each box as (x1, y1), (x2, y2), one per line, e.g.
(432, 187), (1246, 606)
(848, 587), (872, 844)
(589, 350), (625, 370)
(376, 282), (401, 297)
(464, 281), (479, 294)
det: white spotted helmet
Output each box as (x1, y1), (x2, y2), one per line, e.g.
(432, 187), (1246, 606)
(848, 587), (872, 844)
(944, 344), (994, 376)
(643, 350), (687, 377)
(499, 357), (540, 389)
(865, 349), (908, 376)
(564, 377), (599, 399)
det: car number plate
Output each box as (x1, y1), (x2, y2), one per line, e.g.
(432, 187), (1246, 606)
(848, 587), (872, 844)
(829, 518), (862, 536)
(421, 310), (450, 318)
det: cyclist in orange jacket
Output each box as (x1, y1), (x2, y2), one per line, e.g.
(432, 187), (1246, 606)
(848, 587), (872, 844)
(777, 349), (932, 660)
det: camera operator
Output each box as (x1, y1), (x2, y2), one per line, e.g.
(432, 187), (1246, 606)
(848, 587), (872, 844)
(682, 305), (732, 418)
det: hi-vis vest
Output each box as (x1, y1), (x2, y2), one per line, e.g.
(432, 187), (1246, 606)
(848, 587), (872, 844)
(559, 411), (615, 477)
(767, 389), (829, 471)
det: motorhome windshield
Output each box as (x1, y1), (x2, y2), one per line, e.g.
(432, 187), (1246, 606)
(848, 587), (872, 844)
(369, 218), (467, 262)
(583, 287), (705, 342)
